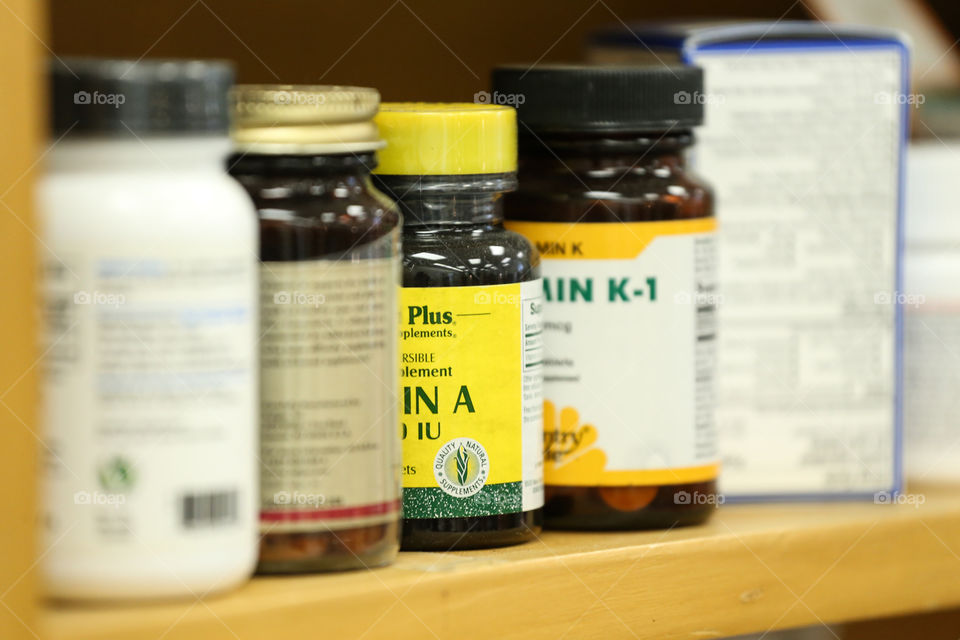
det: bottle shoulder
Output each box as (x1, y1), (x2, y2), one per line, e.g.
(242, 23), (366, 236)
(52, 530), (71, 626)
(40, 168), (257, 238)
(232, 174), (400, 260)
(402, 225), (540, 287)
(234, 175), (398, 220)
(507, 165), (714, 222)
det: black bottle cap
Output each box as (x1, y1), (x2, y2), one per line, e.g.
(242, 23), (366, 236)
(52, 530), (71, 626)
(491, 64), (704, 133)
(51, 57), (234, 136)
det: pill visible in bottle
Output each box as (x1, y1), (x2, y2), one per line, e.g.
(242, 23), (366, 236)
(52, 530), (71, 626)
(494, 65), (719, 530)
(228, 85), (401, 572)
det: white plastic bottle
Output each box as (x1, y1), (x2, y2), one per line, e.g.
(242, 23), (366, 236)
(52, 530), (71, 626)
(39, 59), (258, 600)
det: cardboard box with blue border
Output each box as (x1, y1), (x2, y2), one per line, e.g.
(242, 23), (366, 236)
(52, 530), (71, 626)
(590, 21), (909, 501)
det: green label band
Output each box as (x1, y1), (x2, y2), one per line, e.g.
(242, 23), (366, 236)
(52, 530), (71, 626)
(403, 481), (522, 519)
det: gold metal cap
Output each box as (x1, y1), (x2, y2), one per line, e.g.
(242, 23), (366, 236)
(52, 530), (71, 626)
(231, 84), (384, 154)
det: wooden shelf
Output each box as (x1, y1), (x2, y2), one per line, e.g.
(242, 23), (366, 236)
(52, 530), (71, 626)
(41, 484), (960, 640)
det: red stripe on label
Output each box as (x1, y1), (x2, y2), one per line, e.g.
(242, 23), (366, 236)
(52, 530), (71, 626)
(260, 500), (400, 522)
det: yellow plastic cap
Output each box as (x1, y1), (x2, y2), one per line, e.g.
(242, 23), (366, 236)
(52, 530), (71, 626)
(374, 103), (517, 176)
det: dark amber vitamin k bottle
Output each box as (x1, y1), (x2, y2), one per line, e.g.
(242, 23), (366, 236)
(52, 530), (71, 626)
(494, 65), (719, 529)
(228, 86), (401, 571)
(373, 104), (544, 550)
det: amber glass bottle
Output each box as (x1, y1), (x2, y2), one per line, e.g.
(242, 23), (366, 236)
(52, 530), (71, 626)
(494, 65), (719, 529)
(228, 86), (401, 571)
(373, 103), (544, 550)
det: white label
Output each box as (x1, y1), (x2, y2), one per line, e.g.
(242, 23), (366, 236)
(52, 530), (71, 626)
(521, 279), (545, 509)
(506, 219), (719, 487)
(42, 251), (257, 551)
(694, 47), (902, 496)
(259, 252), (400, 532)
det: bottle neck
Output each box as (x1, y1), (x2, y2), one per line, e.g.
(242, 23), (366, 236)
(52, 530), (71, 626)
(517, 130), (694, 174)
(372, 174), (516, 226)
(227, 151), (377, 179)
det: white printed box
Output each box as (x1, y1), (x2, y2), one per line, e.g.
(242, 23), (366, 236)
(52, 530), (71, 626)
(590, 22), (908, 500)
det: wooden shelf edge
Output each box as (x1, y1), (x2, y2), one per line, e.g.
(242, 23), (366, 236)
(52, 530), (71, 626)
(41, 485), (960, 640)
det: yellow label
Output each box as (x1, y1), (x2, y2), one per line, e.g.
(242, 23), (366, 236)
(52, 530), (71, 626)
(544, 400), (719, 485)
(506, 218), (717, 260)
(400, 281), (544, 518)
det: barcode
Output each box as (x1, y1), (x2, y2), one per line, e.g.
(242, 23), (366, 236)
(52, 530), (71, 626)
(181, 490), (238, 529)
